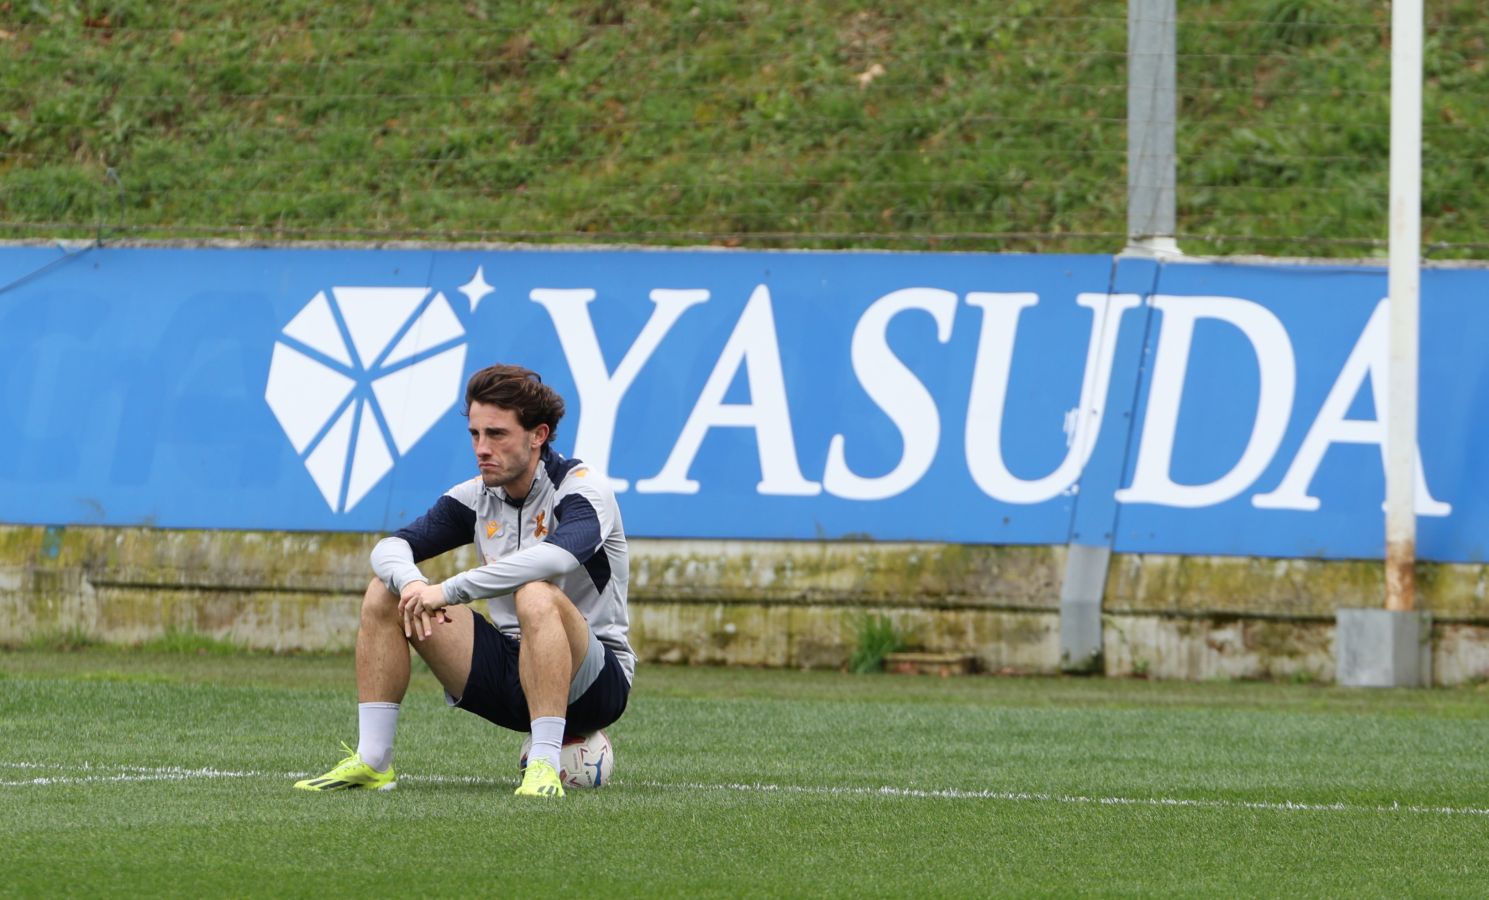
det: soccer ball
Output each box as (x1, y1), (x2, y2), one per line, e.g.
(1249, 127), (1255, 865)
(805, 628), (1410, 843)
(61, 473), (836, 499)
(519, 730), (615, 789)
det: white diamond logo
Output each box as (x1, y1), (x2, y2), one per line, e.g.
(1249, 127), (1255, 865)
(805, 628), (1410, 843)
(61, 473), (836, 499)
(266, 285), (469, 513)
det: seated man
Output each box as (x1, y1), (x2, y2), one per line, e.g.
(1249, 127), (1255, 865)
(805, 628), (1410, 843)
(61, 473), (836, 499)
(295, 363), (634, 798)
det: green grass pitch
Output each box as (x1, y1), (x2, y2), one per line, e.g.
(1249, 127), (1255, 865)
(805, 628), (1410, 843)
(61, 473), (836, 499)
(4, 649), (1489, 897)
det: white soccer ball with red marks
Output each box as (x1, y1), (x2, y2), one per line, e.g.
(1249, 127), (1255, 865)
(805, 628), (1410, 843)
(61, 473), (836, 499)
(519, 730), (615, 789)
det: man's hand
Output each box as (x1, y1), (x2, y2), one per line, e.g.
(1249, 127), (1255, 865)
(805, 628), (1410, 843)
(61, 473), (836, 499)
(398, 581), (451, 640)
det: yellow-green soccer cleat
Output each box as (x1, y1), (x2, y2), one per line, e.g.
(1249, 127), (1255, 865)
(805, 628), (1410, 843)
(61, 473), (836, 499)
(293, 742), (396, 792)
(514, 758), (565, 798)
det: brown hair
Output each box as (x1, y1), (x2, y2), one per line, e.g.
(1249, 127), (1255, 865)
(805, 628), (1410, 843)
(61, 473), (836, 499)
(463, 364), (565, 445)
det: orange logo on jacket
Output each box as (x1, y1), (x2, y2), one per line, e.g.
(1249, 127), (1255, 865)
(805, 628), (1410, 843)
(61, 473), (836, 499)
(485, 520), (500, 539)
(533, 511), (548, 539)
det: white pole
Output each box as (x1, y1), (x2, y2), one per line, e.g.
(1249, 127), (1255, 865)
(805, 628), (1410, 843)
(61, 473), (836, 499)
(1386, 0), (1422, 612)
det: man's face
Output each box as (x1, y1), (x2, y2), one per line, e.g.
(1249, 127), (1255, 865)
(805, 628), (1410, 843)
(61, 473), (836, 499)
(468, 402), (545, 489)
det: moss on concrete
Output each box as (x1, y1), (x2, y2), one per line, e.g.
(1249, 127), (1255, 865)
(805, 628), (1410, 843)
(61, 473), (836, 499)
(1107, 554), (1489, 620)
(629, 538), (1063, 608)
(8, 525), (1489, 681)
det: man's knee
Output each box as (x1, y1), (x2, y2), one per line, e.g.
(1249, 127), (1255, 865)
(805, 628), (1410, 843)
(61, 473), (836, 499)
(362, 577), (399, 621)
(514, 581), (567, 618)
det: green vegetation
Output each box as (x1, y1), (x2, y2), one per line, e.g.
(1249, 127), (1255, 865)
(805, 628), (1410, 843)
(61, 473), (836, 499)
(135, 626), (253, 655)
(5, 650), (1489, 896)
(849, 612), (907, 673)
(20, 625), (255, 655)
(3, 1), (1487, 257)
(21, 624), (100, 652)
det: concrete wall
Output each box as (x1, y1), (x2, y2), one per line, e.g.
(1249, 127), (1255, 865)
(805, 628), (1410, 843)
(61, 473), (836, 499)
(5, 524), (1489, 684)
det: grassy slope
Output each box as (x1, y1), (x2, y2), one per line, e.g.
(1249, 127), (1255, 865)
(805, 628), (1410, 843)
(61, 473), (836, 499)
(6, 651), (1489, 896)
(1, 1), (1488, 257)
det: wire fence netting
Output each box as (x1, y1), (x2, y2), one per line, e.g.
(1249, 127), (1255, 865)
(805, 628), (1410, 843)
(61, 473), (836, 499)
(3, 2), (1487, 257)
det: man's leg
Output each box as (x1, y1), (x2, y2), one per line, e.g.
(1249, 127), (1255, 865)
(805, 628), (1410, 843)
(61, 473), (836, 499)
(351, 578), (411, 773)
(407, 603), (476, 700)
(514, 582), (590, 796)
(295, 579), (473, 791)
(355, 576), (478, 702)
(359, 585), (479, 768)
(357, 578), (411, 702)
(514, 582), (591, 717)
(295, 578), (410, 790)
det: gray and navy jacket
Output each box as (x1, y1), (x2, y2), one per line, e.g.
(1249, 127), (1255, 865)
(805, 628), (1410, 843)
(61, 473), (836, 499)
(370, 446), (634, 683)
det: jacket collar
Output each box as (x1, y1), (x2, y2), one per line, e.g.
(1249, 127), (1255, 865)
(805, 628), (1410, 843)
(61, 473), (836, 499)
(493, 445), (554, 508)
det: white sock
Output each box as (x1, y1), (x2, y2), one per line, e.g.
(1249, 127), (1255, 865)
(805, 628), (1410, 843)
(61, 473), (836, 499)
(529, 716), (566, 772)
(357, 702), (400, 773)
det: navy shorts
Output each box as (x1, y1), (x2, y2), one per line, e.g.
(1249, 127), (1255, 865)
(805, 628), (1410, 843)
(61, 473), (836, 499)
(452, 610), (630, 734)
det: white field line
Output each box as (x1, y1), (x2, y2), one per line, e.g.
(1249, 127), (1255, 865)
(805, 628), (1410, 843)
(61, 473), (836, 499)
(0, 764), (264, 787)
(3, 761), (1487, 818)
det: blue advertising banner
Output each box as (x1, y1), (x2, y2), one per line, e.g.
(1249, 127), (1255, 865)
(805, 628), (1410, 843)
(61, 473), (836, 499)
(1, 245), (1484, 561)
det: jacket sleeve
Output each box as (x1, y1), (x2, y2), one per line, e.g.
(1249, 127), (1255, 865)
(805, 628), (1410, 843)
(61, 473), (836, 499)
(370, 493), (476, 594)
(441, 541), (580, 604)
(440, 470), (615, 603)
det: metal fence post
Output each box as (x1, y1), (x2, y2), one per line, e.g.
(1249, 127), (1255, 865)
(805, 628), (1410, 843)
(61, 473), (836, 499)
(1127, 0), (1179, 257)
(1058, 2), (1180, 673)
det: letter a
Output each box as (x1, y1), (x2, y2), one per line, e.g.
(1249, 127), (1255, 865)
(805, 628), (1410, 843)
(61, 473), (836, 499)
(1253, 299), (1450, 515)
(637, 285), (820, 496)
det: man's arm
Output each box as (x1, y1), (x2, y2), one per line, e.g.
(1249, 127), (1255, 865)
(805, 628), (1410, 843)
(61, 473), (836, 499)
(441, 479), (611, 604)
(440, 541), (579, 604)
(371, 493), (477, 594)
